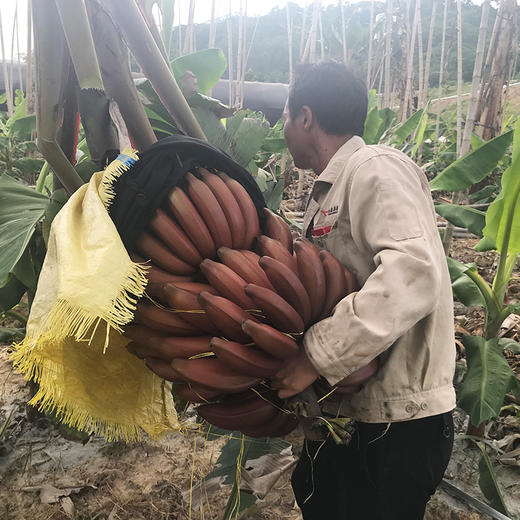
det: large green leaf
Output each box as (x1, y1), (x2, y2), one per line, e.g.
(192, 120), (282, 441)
(410, 111), (428, 158)
(0, 327), (26, 344)
(446, 257), (486, 307)
(391, 109), (424, 146)
(430, 130), (513, 192)
(0, 275), (26, 313)
(498, 338), (520, 353)
(458, 336), (518, 426)
(363, 107), (382, 145)
(10, 115), (37, 140)
(468, 185), (496, 204)
(0, 176), (49, 287)
(266, 177), (285, 211)
(482, 121), (520, 255)
(477, 442), (511, 516)
(171, 49), (227, 95)
(12, 157), (45, 175)
(435, 203), (486, 237)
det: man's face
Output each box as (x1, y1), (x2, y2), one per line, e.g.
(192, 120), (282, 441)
(283, 101), (312, 170)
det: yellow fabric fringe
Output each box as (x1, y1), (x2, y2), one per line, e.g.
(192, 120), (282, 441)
(10, 149), (180, 442)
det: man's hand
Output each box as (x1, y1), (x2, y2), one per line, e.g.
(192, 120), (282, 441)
(271, 349), (320, 399)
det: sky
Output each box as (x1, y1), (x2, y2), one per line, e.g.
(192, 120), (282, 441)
(0, 0), (487, 59)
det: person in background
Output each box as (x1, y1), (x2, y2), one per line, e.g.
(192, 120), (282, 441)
(271, 61), (456, 520)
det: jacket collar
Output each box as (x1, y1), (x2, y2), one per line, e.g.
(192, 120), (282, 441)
(314, 135), (366, 185)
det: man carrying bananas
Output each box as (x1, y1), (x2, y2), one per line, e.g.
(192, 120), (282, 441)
(272, 61), (455, 519)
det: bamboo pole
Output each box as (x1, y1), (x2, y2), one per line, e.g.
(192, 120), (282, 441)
(10, 4), (17, 94)
(460, 0), (490, 156)
(416, 0), (424, 108)
(434, 0), (448, 143)
(299, 2), (308, 61)
(402, 0), (419, 120)
(383, 0), (393, 108)
(26, 0), (33, 113)
(15, 3), (23, 95)
(240, 0), (247, 107)
(340, 0), (347, 64)
(177, 0), (182, 56)
(227, 0), (234, 106)
(422, 0), (437, 106)
(235, 0), (244, 107)
(287, 4), (293, 84)
(183, 0), (196, 55)
(367, 0), (374, 87)
(456, 0), (463, 154)
(0, 10), (14, 115)
(209, 0), (217, 48)
(318, 7), (324, 61)
(160, 0), (175, 59)
(443, 0), (464, 254)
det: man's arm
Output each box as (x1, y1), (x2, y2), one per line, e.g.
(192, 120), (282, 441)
(273, 155), (443, 396)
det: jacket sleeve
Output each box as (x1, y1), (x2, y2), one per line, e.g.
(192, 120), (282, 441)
(303, 155), (443, 385)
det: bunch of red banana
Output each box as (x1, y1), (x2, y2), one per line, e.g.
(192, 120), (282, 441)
(125, 168), (377, 437)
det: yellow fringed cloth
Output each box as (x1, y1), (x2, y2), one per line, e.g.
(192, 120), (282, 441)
(10, 151), (180, 442)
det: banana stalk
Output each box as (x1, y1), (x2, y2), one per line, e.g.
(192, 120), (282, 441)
(103, 0), (206, 140)
(32, 0), (84, 194)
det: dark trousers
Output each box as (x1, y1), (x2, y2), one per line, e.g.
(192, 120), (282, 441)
(291, 412), (454, 520)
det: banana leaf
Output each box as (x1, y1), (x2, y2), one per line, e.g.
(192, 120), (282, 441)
(477, 442), (511, 516)
(0, 275), (26, 313)
(447, 257), (486, 307)
(482, 121), (520, 256)
(390, 109), (424, 146)
(430, 130), (513, 192)
(457, 336), (519, 426)
(0, 175), (49, 287)
(171, 49), (227, 95)
(435, 203), (486, 236)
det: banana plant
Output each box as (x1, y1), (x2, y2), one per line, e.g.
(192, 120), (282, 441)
(430, 123), (520, 435)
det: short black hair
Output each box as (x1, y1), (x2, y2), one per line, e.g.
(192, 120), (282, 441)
(288, 61), (368, 136)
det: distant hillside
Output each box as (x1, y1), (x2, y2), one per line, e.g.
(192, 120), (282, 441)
(172, 0), (515, 88)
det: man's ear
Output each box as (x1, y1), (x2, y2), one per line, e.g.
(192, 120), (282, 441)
(301, 105), (313, 131)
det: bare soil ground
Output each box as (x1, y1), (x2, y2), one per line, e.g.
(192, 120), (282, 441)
(1, 237), (519, 520)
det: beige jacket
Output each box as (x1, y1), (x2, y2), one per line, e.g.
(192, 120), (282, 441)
(302, 136), (456, 423)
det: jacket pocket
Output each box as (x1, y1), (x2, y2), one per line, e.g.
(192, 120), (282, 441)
(376, 180), (423, 241)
